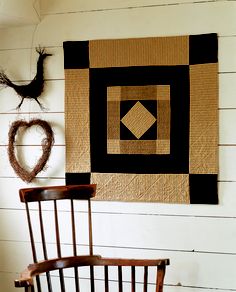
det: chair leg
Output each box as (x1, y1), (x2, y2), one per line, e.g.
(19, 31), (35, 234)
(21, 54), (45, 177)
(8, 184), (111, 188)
(156, 266), (166, 292)
(25, 286), (35, 292)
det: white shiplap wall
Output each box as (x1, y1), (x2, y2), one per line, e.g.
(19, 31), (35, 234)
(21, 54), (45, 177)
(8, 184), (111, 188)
(0, 0), (236, 291)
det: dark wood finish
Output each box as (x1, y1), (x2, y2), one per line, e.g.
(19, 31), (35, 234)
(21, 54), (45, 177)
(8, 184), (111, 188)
(19, 256), (169, 273)
(15, 256), (169, 291)
(15, 184), (169, 291)
(70, 199), (80, 292)
(156, 265), (166, 292)
(144, 266), (148, 292)
(88, 199), (93, 255)
(118, 266), (123, 292)
(20, 185), (96, 261)
(25, 202), (42, 292)
(71, 199), (77, 256)
(131, 266), (135, 292)
(25, 202), (37, 263)
(104, 265), (109, 292)
(19, 184), (96, 202)
(18, 185), (96, 292)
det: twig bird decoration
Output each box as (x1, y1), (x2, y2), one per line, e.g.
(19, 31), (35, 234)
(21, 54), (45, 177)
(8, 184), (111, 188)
(0, 47), (52, 110)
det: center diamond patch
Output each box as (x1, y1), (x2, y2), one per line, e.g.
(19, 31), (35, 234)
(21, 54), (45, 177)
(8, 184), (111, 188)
(121, 101), (157, 139)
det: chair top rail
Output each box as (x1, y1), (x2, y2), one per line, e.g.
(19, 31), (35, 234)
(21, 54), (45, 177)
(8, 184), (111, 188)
(19, 184), (96, 202)
(15, 255), (170, 287)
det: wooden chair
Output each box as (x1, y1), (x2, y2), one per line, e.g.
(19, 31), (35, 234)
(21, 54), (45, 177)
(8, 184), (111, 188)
(16, 185), (96, 292)
(15, 185), (169, 292)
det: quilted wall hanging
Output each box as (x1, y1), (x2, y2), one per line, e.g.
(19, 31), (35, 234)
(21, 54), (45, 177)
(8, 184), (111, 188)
(63, 33), (218, 204)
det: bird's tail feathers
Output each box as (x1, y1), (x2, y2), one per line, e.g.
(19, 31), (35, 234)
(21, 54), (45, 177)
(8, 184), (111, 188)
(0, 71), (15, 88)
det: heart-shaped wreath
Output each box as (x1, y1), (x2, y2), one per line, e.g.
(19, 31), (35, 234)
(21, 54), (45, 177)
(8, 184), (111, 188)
(8, 119), (54, 183)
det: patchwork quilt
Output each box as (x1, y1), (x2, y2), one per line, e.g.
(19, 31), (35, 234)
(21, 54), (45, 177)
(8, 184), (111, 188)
(63, 33), (218, 204)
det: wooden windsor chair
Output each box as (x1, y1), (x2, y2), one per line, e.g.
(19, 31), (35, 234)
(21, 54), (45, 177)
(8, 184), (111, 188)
(14, 184), (169, 292)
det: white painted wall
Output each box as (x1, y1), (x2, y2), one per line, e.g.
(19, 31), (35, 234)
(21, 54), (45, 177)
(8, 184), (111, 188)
(0, 0), (236, 291)
(0, 0), (40, 28)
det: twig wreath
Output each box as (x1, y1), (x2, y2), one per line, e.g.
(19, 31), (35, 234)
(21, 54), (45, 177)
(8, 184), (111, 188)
(8, 119), (54, 183)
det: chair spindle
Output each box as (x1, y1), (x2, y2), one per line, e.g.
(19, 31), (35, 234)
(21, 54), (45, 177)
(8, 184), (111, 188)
(118, 266), (123, 292)
(25, 202), (42, 292)
(53, 200), (66, 292)
(143, 266), (148, 292)
(104, 265), (109, 292)
(38, 202), (48, 260)
(53, 200), (61, 258)
(131, 266), (135, 292)
(88, 200), (95, 291)
(70, 199), (80, 292)
(88, 199), (93, 255)
(25, 202), (37, 263)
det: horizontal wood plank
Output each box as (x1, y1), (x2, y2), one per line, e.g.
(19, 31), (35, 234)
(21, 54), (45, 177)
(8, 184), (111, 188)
(0, 145), (235, 182)
(35, 2), (236, 42)
(0, 145), (65, 178)
(219, 73), (236, 109)
(38, 6), (236, 43)
(1, 178), (236, 218)
(1, 271), (233, 292)
(1, 109), (236, 146)
(0, 39), (235, 83)
(0, 47), (63, 81)
(0, 112), (64, 146)
(0, 80), (64, 113)
(219, 146), (236, 181)
(1, 241), (236, 290)
(220, 110), (236, 144)
(40, 0), (222, 15)
(0, 26), (36, 50)
(1, 209), (236, 254)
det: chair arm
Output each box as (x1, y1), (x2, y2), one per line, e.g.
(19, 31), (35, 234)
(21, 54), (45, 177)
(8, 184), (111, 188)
(14, 255), (102, 287)
(97, 257), (170, 267)
(14, 255), (169, 288)
(15, 267), (34, 288)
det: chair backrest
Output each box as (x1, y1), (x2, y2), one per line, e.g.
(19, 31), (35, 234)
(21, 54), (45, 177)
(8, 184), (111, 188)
(19, 184), (96, 292)
(15, 255), (170, 292)
(18, 184), (169, 292)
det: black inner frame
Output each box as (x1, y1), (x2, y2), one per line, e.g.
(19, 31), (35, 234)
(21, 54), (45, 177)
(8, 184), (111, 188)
(89, 66), (190, 174)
